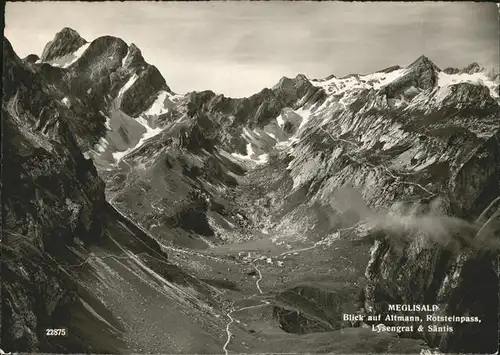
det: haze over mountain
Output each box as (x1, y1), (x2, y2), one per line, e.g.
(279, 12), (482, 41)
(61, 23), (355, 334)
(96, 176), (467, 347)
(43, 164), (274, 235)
(5, 1), (499, 97)
(2, 17), (499, 355)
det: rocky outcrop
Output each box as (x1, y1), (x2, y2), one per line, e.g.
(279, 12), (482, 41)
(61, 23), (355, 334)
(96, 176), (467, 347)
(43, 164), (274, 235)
(461, 62), (482, 74)
(443, 67), (460, 75)
(29, 29), (180, 162)
(41, 27), (87, 61)
(23, 54), (39, 63)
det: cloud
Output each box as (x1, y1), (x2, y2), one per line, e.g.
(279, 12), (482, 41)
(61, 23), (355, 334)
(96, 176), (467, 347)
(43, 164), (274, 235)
(330, 186), (500, 252)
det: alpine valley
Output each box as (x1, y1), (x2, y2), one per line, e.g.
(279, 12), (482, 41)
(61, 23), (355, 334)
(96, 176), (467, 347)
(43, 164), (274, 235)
(2, 28), (499, 354)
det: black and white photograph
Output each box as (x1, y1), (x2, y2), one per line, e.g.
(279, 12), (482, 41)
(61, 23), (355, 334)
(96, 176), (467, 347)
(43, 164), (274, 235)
(2, 1), (499, 354)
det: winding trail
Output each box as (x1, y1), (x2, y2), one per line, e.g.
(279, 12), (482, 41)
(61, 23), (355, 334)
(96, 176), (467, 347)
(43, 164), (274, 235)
(222, 260), (266, 355)
(250, 262), (264, 294)
(222, 305), (235, 355)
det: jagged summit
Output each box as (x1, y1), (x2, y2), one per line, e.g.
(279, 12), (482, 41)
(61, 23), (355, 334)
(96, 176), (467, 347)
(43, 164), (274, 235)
(407, 54), (441, 72)
(380, 55), (440, 97)
(41, 27), (87, 61)
(35, 29), (174, 119)
(462, 62), (481, 74)
(273, 73), (309, 90)
(60, 26), (83, 37)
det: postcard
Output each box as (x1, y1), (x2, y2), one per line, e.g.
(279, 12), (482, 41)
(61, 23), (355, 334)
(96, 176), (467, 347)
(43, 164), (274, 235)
(2, 1), (499, 354)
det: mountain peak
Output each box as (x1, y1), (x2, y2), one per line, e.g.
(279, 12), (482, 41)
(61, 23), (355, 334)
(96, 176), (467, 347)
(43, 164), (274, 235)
(407, 55), (441, 72)
(59, 27), (83, 39)
(381, 55), (440, 98)
(41, 27), (87, 61)
(274, 73), (309, 90)
(462, 62), (482, 74)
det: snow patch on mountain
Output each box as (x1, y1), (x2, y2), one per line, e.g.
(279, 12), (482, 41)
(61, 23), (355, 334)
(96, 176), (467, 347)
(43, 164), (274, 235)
(414, 155), (438, 171)
(99, 110), (112, 130)
(362, 69), (408, 89)
(117, 74), (139, 100)
(295, 106), (313, 131)
(311, 69), (407, 95)
(144, 91), (170, 116)
(276, 113), (285, 128)
(49, 42), (91, 68)
(112, 116), (163, 163)
(438, 71), (499, 98)
(92, 137), (108, 153)
(277, 136), (300, 151)
(121, 47), (130, 67)
(266, 132), (277, 140)
(231, 143), (269, 165)
(62, 97), (70, 107)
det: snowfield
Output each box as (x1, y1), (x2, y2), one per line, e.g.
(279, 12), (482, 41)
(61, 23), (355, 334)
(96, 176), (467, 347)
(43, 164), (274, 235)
(310, 68), (407, 95)
(438, 71), (499, 98)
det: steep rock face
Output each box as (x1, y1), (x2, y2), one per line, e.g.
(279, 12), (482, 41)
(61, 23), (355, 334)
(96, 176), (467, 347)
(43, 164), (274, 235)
(41, 27), (87, 61)
(383, 55), (440, 98)
(120, 65), (170, 117)
(449, 131), (500, 215)
(2, 38), (225, 354)
(122, 43), (146, 69)
(3, 38), (107, 351)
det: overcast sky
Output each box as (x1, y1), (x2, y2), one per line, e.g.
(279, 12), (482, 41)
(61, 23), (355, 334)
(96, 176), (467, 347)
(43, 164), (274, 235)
(5, 2), (499, 97)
